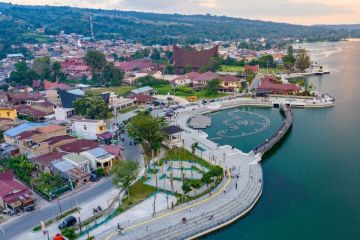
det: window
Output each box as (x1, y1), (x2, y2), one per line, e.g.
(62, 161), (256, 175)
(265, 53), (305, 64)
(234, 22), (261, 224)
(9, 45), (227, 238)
(104, 161), (109, 167)
(6, 112), (10, 116)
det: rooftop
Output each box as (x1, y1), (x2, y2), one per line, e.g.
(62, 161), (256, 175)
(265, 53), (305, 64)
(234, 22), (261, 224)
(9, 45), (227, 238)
(130, 86), (153, 95)
(58, 139), (99, 153)
(163, 125), (184, 135)
(4, 122), (49, 137)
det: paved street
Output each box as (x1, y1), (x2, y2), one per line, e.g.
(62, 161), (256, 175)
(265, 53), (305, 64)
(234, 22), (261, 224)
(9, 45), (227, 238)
(0, 114), (142, 240)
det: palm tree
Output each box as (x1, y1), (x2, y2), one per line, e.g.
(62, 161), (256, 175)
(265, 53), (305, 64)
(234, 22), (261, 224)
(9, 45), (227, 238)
(191, 142), (199, 154)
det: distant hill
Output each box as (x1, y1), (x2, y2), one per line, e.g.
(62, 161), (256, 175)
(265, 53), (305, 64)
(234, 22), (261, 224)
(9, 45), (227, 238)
(0, 2), (359, 58)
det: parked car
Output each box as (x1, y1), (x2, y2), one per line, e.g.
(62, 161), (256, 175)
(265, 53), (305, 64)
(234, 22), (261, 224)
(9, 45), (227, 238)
(24, 205), (35, 212)
(58, 216), (77, 229)
(90, 173), (99, 182)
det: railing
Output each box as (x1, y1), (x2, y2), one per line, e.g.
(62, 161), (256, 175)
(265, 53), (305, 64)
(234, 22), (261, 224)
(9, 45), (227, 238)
(252, 104), (293, 156)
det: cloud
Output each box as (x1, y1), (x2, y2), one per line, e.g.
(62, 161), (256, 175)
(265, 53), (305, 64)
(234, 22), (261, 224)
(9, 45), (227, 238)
(2, 0), (359, 24)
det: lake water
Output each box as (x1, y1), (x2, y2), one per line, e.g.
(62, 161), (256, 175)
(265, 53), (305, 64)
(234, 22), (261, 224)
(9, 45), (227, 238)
(203, 41), (360, 240)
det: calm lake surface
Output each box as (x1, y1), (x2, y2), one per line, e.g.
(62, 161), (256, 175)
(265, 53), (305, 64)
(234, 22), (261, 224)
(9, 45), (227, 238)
(203, 41), (360, 240)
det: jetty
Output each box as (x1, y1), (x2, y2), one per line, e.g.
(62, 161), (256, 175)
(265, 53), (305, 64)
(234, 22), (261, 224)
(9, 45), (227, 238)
(253, 104), (293, 157)
(188, 115), (212, 129)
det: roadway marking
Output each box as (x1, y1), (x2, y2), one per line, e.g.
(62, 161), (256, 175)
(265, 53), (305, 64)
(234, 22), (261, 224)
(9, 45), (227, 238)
(104, 176), (232, 240)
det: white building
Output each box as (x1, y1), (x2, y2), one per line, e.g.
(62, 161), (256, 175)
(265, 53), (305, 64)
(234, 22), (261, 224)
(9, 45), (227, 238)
(71, 119), (107, 140)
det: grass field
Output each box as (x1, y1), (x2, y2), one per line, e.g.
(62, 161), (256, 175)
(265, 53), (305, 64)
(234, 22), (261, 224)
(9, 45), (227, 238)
(220, 65), (286, 74)
(154, 85), (227, 100)
(161, 148), (211, 168)
(120, 180), (157, 210)
(86, 86), (135, 96)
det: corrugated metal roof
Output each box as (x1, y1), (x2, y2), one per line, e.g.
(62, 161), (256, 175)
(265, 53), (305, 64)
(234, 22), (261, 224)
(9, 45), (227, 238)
(131, 86), (153, 94)
(4, 122), (49, 137)
(52, 159), (75, 172)
(86, 147), (109, 158)
(63, 153), (89, 164)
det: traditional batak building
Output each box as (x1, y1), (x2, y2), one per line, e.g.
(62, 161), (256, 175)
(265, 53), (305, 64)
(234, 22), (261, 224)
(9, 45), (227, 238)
(173, 45), (218, 74)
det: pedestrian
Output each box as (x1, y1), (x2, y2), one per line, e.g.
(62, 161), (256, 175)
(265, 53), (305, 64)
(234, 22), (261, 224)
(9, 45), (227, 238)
(190, 207), (193, 212)
(223, 189), (226, 194)
(236, 183), (238, 190)
(146, 225), (149, 231)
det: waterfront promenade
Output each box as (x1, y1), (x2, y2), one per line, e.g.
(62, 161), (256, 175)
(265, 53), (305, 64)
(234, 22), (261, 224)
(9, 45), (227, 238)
(98, 99), (293, 240)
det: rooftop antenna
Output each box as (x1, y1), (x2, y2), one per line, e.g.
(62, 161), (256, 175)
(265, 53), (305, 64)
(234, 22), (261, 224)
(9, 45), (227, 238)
(89, 14), (94, 39)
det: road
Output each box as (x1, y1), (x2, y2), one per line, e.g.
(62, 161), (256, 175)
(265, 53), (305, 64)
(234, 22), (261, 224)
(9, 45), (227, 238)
(0, 117), (142, 240)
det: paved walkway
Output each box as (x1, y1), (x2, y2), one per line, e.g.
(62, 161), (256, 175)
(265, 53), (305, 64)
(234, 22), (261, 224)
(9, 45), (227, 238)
(96, 99), (277, 240)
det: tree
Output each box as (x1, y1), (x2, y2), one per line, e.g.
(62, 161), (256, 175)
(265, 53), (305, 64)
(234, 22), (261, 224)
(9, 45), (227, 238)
(51, 61), (63, 81)
(73, 95), (112, 119)
(191, 142), (199, 154)
(258, 55), (276, 68)
(111, 160), (139, 200)
(182, 180), (192, 202)
(199, 57), (221, 73)
(205, 79), (220, 96)
(287, 45), (294, 56)
(8, 61), (39, 86)
(84, 50), (107, 83)
(126, 111), (167, 175)
(238, 42), (249, 49)
(295, 49), (311, 72)
(102, 62), (124, 86)
(32, 56), (51, 79)
(201, 172), (212, 192)
(61, 227), (78, 240)
(282, 55), (296, 71)
(150, 48), (161, 61)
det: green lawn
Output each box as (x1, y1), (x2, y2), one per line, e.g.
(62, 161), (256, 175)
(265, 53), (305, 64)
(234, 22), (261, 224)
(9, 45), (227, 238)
(220, 64), (286, 74)
(120, 180), (157, 210)
(86, 86), (135, 96)
(220, 65), (244, 72)
(154, 85), (227, 100)
(161, 148), (211, 168)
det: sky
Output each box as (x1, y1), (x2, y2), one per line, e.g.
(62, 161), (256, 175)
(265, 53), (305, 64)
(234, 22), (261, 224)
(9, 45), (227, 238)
(2, 0), (360, 25)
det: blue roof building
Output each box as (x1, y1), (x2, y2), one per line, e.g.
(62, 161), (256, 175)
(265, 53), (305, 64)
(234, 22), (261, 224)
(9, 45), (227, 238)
(4, 122), (49, 138)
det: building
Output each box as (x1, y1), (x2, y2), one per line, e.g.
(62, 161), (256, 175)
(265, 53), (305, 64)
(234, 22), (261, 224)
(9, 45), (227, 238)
(0, 107), (17, 120)
(0, 170), (34, 212)
(62, 153), (91, 173)
(173, 45), (218, 74)
(125, 86), (154, 98)
(31, 152), (67, 174)
(51, 159), (90, 187)
(170, 72), (200, 86)
(162, 125), (184, 149)
(256, 76), (300, 95)
(15, 125), (67, 158)
(80, 147), (116, 174)
(54, 108), (75, 121)
(218, 75), (242, 93)
(3, 122), (49, 144)
(57, 139), (99, 154)
(116, 59), (155, 75)
(244, 65), (260, 73)
(191, 71), (219, 89)
(71, 119), (107, 140)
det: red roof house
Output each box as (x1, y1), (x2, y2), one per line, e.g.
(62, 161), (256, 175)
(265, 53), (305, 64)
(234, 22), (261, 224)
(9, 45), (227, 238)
(244, 65), (260, 73)
(44, 80), (71, 91)
(257, 76), (300, 95)
(0, 170), (34, 210)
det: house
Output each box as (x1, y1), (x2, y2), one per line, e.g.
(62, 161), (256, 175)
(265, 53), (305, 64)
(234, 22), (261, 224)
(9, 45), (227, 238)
(0, 170), (34, 212)
(14, 105), (48, 121)
(51, 159), (90, 187)
(170, 72), (200, 86)
(101, 145), (122, 160)
(60, 59), (92, 80)
(116, 59), (154, 75)
(130, 94), (154, 105)
(57, 139), (99, 154)
(30, 101), (56, 114)
(244, 65), (260, 73)
(256, 76), (300, 95)
(0, 119), (17, 132)
(7, 92), (44, 106)
(31, 152), (67, 174)
(162, 125), (184, 149)
(191, 71), (219, 89)
(0, 107), (17, 120)
(3, 122), (49, 144)
(54, 108), (75, 121)
(44, 80), (71, 91)
(71, 119), (107, 140)
(125, 86), (154, 98)
(0, 91), (8, 105)
(0, 143), (19, 160)
(173, 45), (218, 74)
(62, 153), (91, 173)
(218, 75), (242, 93)
(80, 147), (116, 174)
(15, 125), (67, 158)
